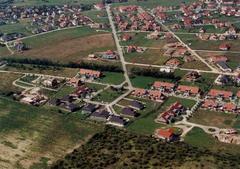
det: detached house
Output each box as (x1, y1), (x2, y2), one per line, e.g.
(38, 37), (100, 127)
(154, 128), (175, 142)
(152, 81), (175, 92)
(207, 89), (233, 100)
(79, 69), (102, 79)
(177, 85), (200, 96)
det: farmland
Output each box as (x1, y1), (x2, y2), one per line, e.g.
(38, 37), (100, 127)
(9, 27), (116, 64)
(0, 98), (103, 169)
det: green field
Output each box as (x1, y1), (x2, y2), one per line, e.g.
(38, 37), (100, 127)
(97, 71), (125, 85)
(92, 87), (125, 103)
(189, 109), (239, 129)
(0, 20), (32, 36)
(0, 72), (22, 94)
(0, 97), (103, 169)
(185, 127), (240, 155)
(11, 0), (99, 6)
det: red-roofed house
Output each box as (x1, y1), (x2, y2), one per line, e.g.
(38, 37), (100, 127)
(132, 88), (148, 97)
(237, 91), (240, 98)
(79, 69), (102, 79)
(207, 89), (233, 100)
(155, 128), (175, 141)
(165, 58), (181, 67)
(209, 55), (228, 63)
(152, 81), (175, 92)
(148, 90), (165, 102)
(202, 99), (218, 110)
(177, 85), (200, 96)
(223, 102), (237, 113)
(219, 43), (230, 51)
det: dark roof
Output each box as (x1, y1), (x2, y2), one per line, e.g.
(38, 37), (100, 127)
(122, 107), (137, 117)
(49, 98), (61, 106)
(82, 104), (96, 113)
(91, 110), (110, 119)
(216, 61), (230, 70)
(65, 103), (79, 112)
(61, 95), (74, 102)
(131, 100), (144, 109)
(109, 115), (125, 125)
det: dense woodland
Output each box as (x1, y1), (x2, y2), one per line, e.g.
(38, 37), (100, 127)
(51, 127), (240, 169)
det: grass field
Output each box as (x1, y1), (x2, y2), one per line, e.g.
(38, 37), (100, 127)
(0, 20), (32, 36)
(82, 10), (109, 24)
(12, 0), (99, 6)
(119, 32), (177, 48)
(10, 27), (116, 63)
(124, 49), (170, 65)
(0, 72), (22, 94)
(185, 127), (240, 155)
(97, 71), (125, 85)
(0, 97), (103, 169)
(2, 64), (79, 77)
(180, 59), (211, 71)
(189, 109), (239, 129)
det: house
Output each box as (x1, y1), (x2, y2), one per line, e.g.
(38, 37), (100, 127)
(152, 81), (175, 92)
(207, 89), (233, 100)
(121, 34), (132, 41)
(94, 3), (105, 10)
(42, 78), (59, 88)
(62, 103), (80, 112)
(157, 111), (175, 124)
(209, 55), (228, 63)
(177, 85), (200, 96)
(132, 88), (147, 97)
(68, 77), (82, 87)
(79, 69), (102, 79)
(90, 110), (110, 122)
(219, 43), (230, 51)
(107, 115), (126, 127)
(165, 58), (181, 67)
(201, 99), (218, 109)
(82, 104), (98, 114)
(237, 91), (240, 98)
(148, 90), (165, 102)
(223, 102), (237, 113)
(154, 128), (175, 141)
(71, 86), (92, 98)
(121, 107), (138, 117)
(216, 61), (232, 72)
(185, 71), (201, 82)
(130, 100), (144, 110)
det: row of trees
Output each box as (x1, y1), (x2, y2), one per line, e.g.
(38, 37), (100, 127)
(2, 58), (123, 73)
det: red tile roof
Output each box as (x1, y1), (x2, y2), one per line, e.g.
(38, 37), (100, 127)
(208, 89), (233, 98)
(153, 81), (175, 89)
(132, 88), (147, 96)
(177, 85), (200, 94)
(202, 99), (217, 108)
(237, 91), (240, 98)
(157, 128), (174, 139)
(209, 55), (228, 63)
(79, 69), (101, 78)
(223, 102), (237, 111)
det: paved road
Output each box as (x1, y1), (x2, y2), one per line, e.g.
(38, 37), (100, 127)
(106, 5), (133, 90)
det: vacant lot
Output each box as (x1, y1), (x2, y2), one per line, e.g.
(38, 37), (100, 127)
(189, 109), (238, 129)
(0, 98), (103, 169)
(185, 127), (240, 155)
(0, 72), (22, 94)
(124, 49), (170, 65)
(10, 27), (116, 63)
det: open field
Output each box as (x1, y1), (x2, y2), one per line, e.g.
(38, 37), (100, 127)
(9, 27), (116, 63)
(11, 0), (99, 6)
(185, 127), (240, 155)
(178, 34), (240, 51)
(2, 64), (79, 78)
(82, 10), (109, 25)
(0, 72), (22, 94)
(97, 71), (125, 85)
(124, 49), (170, 65)
(0, 97), (103, 169)
(174, 25), (226, 34)
(180, 59), (211, 71)
(119, 32), (177, 48)
(0, 20), (32, 36)
(0, 46), (11, 56)
(189, 109), (239, 129)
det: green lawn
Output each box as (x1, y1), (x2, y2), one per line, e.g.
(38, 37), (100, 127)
(97, 71), (125, 85)
(185, 127), (240, 155)
(0, 20), (32, 35)
(53, 85), (75, 98)
(92, 88), (125, 103)
(12, 0), (99, 6)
